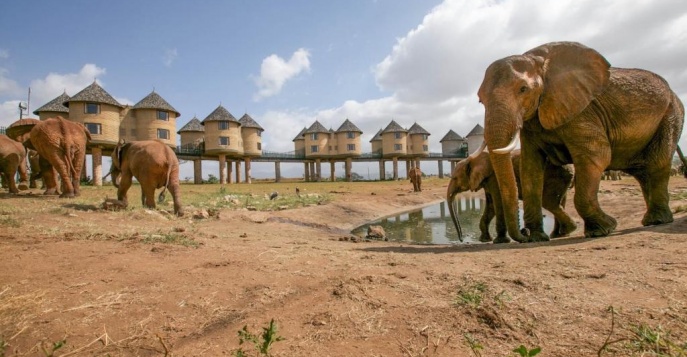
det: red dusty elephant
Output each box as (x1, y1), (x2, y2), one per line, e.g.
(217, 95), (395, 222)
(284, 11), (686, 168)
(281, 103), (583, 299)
(110, 139), (183, 216)
(408, 167), (422, 192)
(0, 134), (29, 193)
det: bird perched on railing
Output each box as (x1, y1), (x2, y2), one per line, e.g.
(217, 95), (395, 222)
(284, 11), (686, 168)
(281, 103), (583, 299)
(269, 191), (278, 200)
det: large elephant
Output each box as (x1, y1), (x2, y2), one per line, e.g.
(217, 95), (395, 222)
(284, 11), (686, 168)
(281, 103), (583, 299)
(408, 167), (422, 192)
(110, 139), (183, 216)
(447, 150), (576, 243)
(0, 134), (29, 193)
(20, 117), (90, 197)
(477, 41), (684, 242)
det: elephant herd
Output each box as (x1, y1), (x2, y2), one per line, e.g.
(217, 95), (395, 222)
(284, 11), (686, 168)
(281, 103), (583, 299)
(447, 41), (687, 243)
(0, 116), (183, 216)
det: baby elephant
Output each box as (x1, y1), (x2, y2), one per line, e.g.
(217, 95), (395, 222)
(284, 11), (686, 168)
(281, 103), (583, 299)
(447, 150), (576, 243)
(110, 140), (183, 216)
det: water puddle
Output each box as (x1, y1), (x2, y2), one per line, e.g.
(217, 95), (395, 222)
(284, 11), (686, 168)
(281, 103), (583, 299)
(351, 197), (554, 244)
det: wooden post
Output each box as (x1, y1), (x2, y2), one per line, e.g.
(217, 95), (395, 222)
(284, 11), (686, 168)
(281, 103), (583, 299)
(194, 159), (202, 184)
(218, 154), (226, 184)
(235, 160), (241, 183)
(91, 146), (102, 186)
(245, 157), (252, 184)
(379, 160), (385, 180)
(275, 161), (281, 183)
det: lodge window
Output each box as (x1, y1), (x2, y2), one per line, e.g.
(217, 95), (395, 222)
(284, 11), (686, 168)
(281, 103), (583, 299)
(395, 132), (401, 139)
(218, 121), (229, 130)
(347, 132), (355, 139)
(157, 110), (169, 121)
(119, 128), (125, 137)
(85, 103), (100, 114)
(423, 145), (429, 151)
(310, 133), (318, 140)
(311, 145), (318, 153)
(257, 142), (261, 150)
(394, 144), (402, 151)
(347, 144), (355, 151)
(257, 131), (262, 137)
(219, 136), (230, 146)
(157, 129), (170, 140)
(85, 123), (101, 135)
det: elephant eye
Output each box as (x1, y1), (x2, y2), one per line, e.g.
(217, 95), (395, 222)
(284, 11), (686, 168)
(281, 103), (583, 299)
(519, 86), (528, 93)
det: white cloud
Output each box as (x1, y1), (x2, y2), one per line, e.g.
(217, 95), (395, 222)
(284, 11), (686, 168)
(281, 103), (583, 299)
(0, 68), (22, 97)
(0, 49), (8, 59)
(0, 64), (107, 127)
(253, 48), (311, 101)
(163, 48), (178, 68)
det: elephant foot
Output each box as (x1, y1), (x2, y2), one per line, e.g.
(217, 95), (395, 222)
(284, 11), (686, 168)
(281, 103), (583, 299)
(527, 229), (550, 242)
(551, 220), (577, 238)
(641, 207), (673, 226)
(59, 192), (75, 198)
(478, 233), (493, 243)
(493, 235), (511, 244)
(43, 190), (59, 196)
(18, 181), (29, 191)
(583, 214), (617, 238)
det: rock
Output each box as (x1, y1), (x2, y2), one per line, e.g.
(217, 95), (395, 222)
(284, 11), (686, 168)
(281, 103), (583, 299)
(366, 225), (386, 239)
(102, 198), (127, 211)
(230, 199), (241, 205)
(193, 209), (210, 219)
(239, 233), (248, 238)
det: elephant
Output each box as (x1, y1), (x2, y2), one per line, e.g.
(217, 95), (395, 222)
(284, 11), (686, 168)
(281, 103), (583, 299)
(602, 170), (622, 181)
(408, 167), (422, 192)
(0, 134), (29, 193)
(447, 150), (576, 243)
(18, 117), (90, 197)
(110, 139), (183, 216)
(476, 41), (684, 242)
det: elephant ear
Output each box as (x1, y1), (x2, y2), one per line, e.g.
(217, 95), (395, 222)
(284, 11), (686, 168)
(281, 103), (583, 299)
(468, 154), (493, 191)
(525, 41), (611, 130)
(114, 139), (126, 168)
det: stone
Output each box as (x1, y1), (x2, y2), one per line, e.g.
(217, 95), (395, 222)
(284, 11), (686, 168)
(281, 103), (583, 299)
(366, 225), (386, 239)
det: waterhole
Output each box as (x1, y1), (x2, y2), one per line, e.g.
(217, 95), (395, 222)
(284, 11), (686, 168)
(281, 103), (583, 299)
(351, 197), (554, 244)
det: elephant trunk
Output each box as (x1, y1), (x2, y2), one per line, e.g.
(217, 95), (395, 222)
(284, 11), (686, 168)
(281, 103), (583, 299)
(446, 178), (463, 240)
(484, 110), (528, 243)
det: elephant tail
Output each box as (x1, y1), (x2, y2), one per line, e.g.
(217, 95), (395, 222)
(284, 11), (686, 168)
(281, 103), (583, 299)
(158, 162), (173, 204)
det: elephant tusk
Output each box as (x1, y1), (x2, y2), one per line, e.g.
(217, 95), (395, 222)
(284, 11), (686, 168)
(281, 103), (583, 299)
(491, 130), (520, 154)
(467, 141), (487, 159)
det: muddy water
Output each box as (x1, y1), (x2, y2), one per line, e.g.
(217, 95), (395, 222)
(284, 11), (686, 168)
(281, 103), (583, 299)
(351, 197), (554, 244)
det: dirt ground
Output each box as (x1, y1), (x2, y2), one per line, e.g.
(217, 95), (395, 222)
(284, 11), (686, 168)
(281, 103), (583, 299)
(1, 176), (686, 356)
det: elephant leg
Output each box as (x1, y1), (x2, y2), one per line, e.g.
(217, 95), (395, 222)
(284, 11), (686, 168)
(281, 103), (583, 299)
(520, 140), (549, 242)
(117, 174), (133, 207)
(630, 168), (673, 226)
(5, 167), (19, 194)
(573, 161), (617, 237)
(479, 193), (495, 242)
(42, 150), (74, 198)
(41, 166), (59, 195)
(141, 185), (157, 209)
(71, 149), (86, 196)
(418, 178), (422, 192)
(17, 159), (29, 191)
(489, 184), (510, 244)
(543, 164), (577, 238)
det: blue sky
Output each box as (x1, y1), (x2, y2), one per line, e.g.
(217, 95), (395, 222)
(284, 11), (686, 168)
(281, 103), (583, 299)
(2, 0), (687, 180)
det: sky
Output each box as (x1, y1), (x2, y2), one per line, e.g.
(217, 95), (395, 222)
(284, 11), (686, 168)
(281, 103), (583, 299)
(1, 0), (686, 180)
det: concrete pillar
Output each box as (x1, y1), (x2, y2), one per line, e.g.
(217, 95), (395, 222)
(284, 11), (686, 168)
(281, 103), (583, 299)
(227, 160), (234, 184)
(245, 157), (252, 184)
(330, 161), (336, 182)
(194, 159), (202, 184)
(379, 160), (385, 180)
(438, 160), (444, 179)
(345, 157), (353, 182)
(304, 162), (310, 182)
(235, 160), (242, 183)
(315, 159), (322, 182)
(81, 156), (88, 181)
(393, 157), (398, 180)
(91, 147), (102, 186)
(415, 159), (421, 170)
(218, 154), (227, 184)
(275, 161), (281, 183)
(309, 162), (315, 182)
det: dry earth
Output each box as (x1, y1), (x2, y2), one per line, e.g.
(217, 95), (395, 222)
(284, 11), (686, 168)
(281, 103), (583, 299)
(1, 176), (686, 356)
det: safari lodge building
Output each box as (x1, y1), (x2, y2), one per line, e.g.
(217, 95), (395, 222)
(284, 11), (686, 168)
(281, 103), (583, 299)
(20, 82), (480, 185)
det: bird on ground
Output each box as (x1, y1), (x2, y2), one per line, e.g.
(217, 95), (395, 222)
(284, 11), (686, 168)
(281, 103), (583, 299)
(269, 191), (279, 200)
(295, 187), (300, 197)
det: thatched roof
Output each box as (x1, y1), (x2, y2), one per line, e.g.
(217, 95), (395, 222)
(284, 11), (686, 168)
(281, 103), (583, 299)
(408, 122), (430, 135)
(201, 105), (239, 124)
(336, 119), (362, 133)
(65, 82), (122, 108)
(132, 91), (180, 116)
(304, 120), (329, 134)
(177, 117), (204, 134)
(369, 129), (383, 142)
(381, 120), (407, 134)
(33, 92), (70, 115)
(466, 124), (484, 137)
(440, 130), (465, 142)
(292, 127), (307, 141)
(238, 113), (264, 131)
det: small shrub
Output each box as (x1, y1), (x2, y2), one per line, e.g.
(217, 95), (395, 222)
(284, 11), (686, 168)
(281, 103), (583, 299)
(456, 282), (488, 308)
(463, 333), (483, 357)
(512, 345), (541, 357)
(232, 319), (285, 357)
